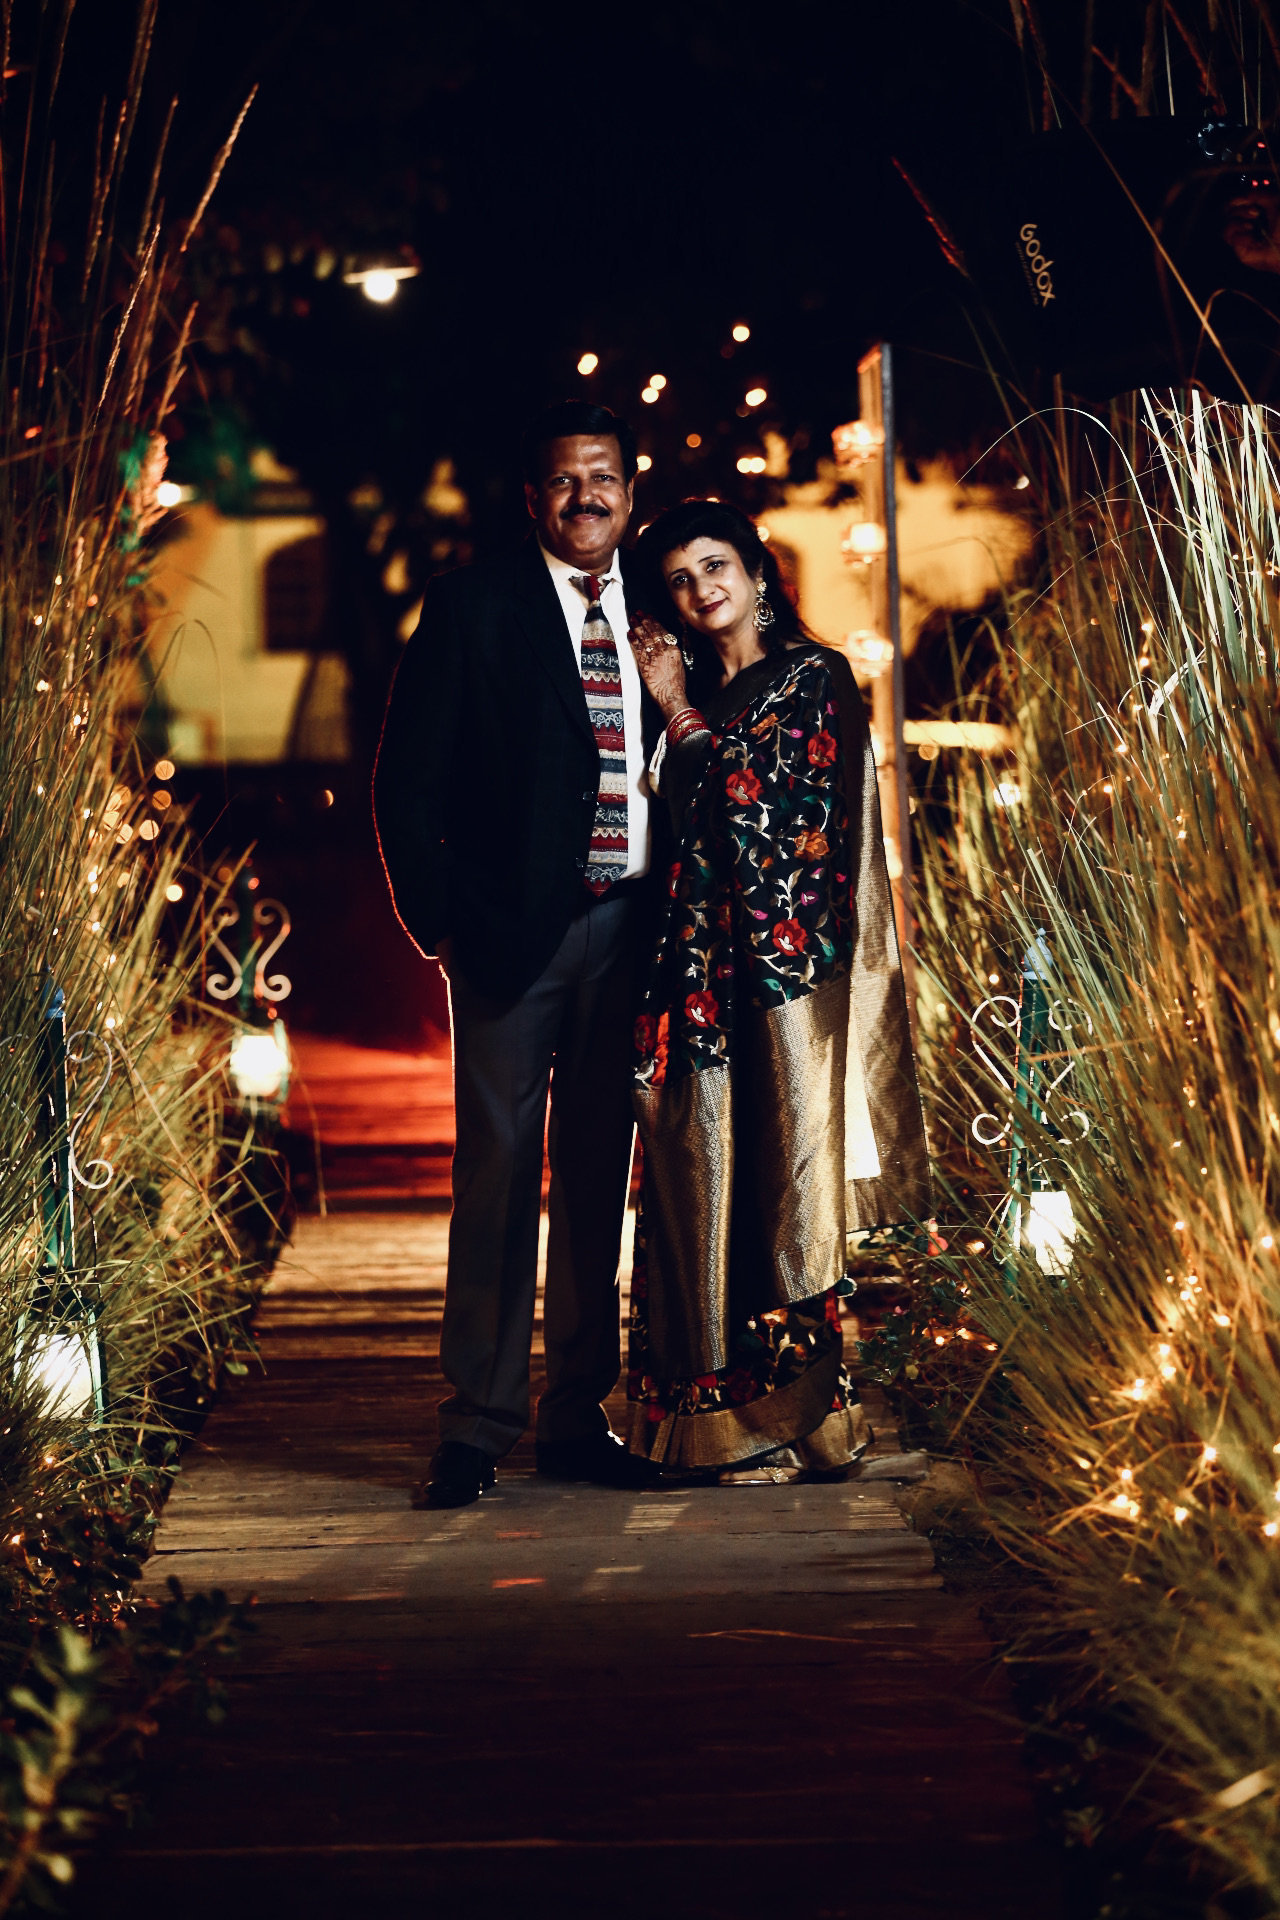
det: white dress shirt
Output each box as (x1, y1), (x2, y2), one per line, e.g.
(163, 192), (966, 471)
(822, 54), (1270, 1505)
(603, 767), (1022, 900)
(539, 542), (651, 880)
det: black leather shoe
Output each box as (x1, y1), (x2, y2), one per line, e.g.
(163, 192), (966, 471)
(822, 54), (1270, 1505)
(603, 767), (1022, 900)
(535, 1431), (659, 1489)
(411, 1442), (497, 1510)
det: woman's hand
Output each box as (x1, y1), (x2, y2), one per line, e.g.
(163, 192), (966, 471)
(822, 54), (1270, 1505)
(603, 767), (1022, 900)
(627, 611), (688, 718)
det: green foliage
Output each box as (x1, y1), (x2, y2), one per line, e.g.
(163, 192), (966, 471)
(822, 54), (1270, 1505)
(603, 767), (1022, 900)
(0, 1583), (250, 1917)
(854, 1253), (1007, 1453)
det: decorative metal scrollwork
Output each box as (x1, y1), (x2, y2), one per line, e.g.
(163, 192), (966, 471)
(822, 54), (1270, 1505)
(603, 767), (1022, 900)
(969, 989), (1094, 1149)
(206, 897), (292, 1005)
(0, 1024), (115, 1194)
(206, 905), (244, 1002)
(252, 899), (292, 1003)
(970, 995), (1019, 1147)
(1042, 998), (1092, 1143)
(66, 1029), (114, 1191)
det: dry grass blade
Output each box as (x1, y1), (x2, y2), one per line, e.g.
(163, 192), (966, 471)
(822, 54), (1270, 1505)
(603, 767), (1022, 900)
(917, 393), (1280, 1903)
(0, 0), (268, 1726)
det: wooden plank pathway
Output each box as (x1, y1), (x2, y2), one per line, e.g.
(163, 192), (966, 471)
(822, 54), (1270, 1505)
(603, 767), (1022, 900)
(75, 1039), (1064, 1920)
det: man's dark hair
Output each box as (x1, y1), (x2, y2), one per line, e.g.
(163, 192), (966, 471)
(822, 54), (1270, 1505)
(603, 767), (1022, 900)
(521, 400), (638, 485)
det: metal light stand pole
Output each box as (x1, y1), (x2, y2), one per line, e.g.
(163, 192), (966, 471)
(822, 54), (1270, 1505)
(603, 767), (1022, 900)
(38, 981), (75, 1275)
(856, 344), (914, 1011)
(1004, 938), (1048, 1283)
(34, 978), (107, 1420)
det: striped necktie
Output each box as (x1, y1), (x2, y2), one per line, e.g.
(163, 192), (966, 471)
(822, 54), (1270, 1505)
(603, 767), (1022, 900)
(571, 572), (628, 897)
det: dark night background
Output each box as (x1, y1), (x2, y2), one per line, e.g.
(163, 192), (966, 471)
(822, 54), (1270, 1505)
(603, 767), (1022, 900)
(51, 0), (1046, 539)
(15, 0), (1260, 1041)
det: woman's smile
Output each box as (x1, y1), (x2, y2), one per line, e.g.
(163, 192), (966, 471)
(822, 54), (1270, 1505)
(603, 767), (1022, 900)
(662, 537), (760, 642)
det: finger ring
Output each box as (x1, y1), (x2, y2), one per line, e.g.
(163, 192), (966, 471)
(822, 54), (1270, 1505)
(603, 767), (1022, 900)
(662, 635), (678, 649)
(642, 646), (654, 662)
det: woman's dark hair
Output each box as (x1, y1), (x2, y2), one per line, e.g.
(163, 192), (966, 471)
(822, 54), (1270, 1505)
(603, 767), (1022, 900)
(634, 497), (812, 653)
(521, 400), (638, 484)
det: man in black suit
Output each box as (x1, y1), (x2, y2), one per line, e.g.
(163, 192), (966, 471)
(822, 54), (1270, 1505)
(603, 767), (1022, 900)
(374, 400), (660, 1507)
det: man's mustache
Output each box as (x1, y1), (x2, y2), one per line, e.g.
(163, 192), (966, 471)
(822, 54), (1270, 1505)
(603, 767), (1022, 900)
(560, 502), (609, 520)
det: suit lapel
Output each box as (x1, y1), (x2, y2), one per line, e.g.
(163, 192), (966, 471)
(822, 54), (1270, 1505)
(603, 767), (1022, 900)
(511, 538), (595, 748)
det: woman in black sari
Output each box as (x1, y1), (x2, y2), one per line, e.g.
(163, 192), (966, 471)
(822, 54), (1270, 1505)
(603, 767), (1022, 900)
(623, 499), (930, 1483)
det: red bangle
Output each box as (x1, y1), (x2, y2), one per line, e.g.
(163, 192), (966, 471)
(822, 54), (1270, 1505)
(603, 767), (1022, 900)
(666, 707), (708, 746)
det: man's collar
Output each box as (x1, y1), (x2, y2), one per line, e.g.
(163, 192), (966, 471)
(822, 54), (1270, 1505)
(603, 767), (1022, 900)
(538, 539), (620, 586)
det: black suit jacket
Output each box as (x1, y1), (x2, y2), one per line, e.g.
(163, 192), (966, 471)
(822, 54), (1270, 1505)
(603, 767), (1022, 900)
(374, 535), (665, 1000)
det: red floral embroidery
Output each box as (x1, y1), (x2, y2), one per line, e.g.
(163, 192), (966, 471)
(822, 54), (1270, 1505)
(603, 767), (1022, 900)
(725, 766), (762, 806)
(725, 1367), (759, 1405)
(808, 729), (837, 766)
(667, 861), (682, 899)
(772, 919), (807, 955)
(650, 1011), (670, 1087)
(685, 989), (719, 1027)
(634, 1014), (658, 1054)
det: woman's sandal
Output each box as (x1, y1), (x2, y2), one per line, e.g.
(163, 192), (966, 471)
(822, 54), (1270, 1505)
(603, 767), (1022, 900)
(717, 1446), (804, 1486)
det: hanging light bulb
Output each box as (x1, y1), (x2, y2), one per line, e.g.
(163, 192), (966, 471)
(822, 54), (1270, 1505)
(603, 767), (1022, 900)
(1023, 1190), (1076, 1274)
(341, 253), (421, 303)
(229, 1021), (292, 1104)
(18, 1324), (103, 1420)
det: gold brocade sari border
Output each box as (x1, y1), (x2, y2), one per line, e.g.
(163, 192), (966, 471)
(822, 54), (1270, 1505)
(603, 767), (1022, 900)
(625, 1341), (866, 1469)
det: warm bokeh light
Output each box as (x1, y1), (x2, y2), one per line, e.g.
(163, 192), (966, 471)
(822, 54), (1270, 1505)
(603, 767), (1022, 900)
(138, 819), (160, 841)
(155, 481), (184, 509)
(360, 270), (400, 304)
(165, 882), (184, 902)
(342, 259), (420, 302)
(229, 1025), (291, 1103)
(735, 454), (766, 475)
(744, 386), (767, 407)
(577, 351), (599, 376)
(731, 323), (750, 342)
(154, 758), (175, 780)
(648, 373), (667, 390)
(685, 433), (702, 449)
(636, 454), (653, 472)
(831, 420), (885, 468)
(842, 521), (888, 562)
(640, 386), (659, 404)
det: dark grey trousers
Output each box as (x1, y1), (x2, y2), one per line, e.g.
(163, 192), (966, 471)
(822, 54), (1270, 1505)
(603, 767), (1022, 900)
(438, 888), (640, 1457)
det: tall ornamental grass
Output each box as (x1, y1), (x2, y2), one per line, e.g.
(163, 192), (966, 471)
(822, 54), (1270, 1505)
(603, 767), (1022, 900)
(0, 10), (264, 1909)
(917, 393), (1280, 1903)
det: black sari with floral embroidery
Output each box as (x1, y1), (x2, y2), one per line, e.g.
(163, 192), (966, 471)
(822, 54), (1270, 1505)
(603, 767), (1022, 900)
(625, 642), (931, 1470)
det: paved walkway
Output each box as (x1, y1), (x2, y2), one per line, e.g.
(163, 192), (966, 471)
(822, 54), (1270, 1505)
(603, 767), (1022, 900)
(77, 1041), (1063, 1920)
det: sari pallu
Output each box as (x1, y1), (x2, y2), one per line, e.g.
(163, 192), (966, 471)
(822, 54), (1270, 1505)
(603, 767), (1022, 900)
(626, 644), (931, 1469)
